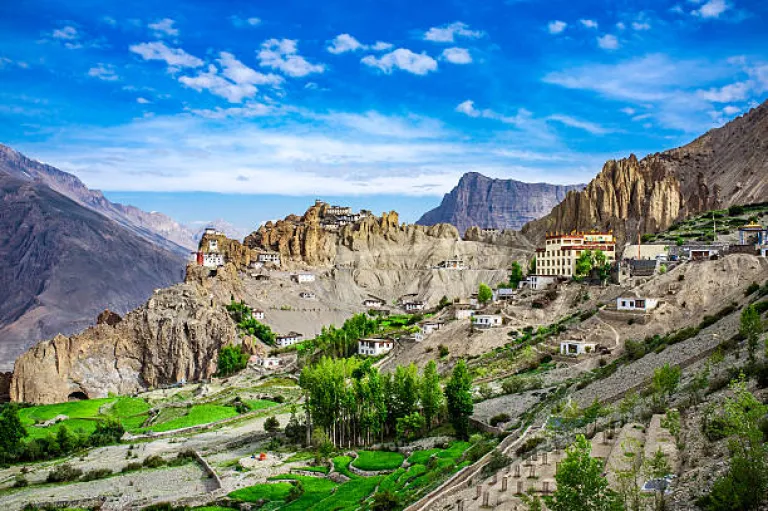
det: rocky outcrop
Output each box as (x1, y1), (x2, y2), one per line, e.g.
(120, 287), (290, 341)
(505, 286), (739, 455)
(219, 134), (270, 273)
(523, 155), (683, 246)
(522, 100), (768, 247)
(417, 173), (585, 234)
(96, 310), (122, 327)
(10, 283), (236, 404)
(0, 372), (10, 402)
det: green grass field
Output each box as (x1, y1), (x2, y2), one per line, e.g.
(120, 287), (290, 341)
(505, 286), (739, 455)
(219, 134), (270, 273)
(351, 450), (404, 471)
(18, 397), (151, 441)
(142, 404), (239, 433)
(244, 399), (279, 411)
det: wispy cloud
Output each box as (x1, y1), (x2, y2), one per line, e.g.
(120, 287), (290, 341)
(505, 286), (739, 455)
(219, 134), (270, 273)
(580, 19), (598, 29)
(547, 20), (567, 34)
(258, 39), (325, 77)
(547, 114), (611, 135)
(148, 18), (178, 37)
(230, 16), (261, 27)
(423, 22), (484, 43)
(129, 41), (204, 69)
(361, 49), (438, 75)
(87, 64), (119, 81)
(179, 52), (282, 103)
(692, 0), (730, 18)
(597, 34), (620, 50)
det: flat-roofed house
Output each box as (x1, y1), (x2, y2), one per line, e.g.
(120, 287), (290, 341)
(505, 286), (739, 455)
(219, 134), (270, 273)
(472, 314), (503, 329)
(358, 338), (394, 356)
(275, 332), (303, 347)
(560, 340), (597, 356)
(617, 293), (659, 312)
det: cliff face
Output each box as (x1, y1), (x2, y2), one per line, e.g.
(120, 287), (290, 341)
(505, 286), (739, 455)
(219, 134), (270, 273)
(10, 282), (236, 404)
(417, 173), (585, 234)
(522, 100), (768, 246)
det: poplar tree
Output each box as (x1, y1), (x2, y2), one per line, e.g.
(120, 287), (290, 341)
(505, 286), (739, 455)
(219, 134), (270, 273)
(445, 359), (473, 440)
(421, 360), (443, 429)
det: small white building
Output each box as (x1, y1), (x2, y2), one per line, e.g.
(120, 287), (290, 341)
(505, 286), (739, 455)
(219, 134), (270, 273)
(495, 288), (516, 300)
(472, 315), (503, 329)
(208, 239), (219, 251)
(326, 205), (353, 216)
(455, 308), (477, 320)
(404, 301), (426, 312)
(761, 246), (768, 257)
(358, 338), (394, 356)
(293, 273), (316, 284)
(363, 298), (385, 308)
(560, 341), (597, 356)
(519, 275), (556, 291)
(203, 253), (225, 268)
(275, 332), (303, 347)
(299, 292), (316, 300)
(204, 227), (217, 236)
(252, 309), (265, 320)
(250, 355), (281, 369)
(617, 295), (659, 312)
(421, 322), (444, 335)
(258, 252), (281, 266)
(435, 258), (466, 270)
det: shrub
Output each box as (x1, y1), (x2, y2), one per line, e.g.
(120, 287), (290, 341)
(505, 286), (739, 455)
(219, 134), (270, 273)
(515, 436), (544, 456)
(47, 463), (83, 483)
(502, 377), (525, 395)
(217, 344), (249, 377)
(13, 475), (28, 488)
(489, 413), (511, 427)
(122, 462), (142, 473)
(90, 419), (125, 447)
(142, 455), (166, 468)
(264, 416), (281, 433)
(438, 344), (449, 358)
(745, 282), (760, 296)
(82, 468), (112, 481)
(624, 339), (646, 361)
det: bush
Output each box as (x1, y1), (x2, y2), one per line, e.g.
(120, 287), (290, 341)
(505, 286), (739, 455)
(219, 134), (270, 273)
(745, 282), (760, 296)
(142, 455), (166, 468)
(489, 413), (511, 427)
(122, 462), (142, 473)
(13, 475), (28, 488)
(217, 344), (249, 377)
(264, 416), (281, 433)
(438, 344), (449, 358)
(515, 436), (544, 456)
(47, 463), (83, 483)
(89, 419), (125, 447)
(624, 339), (646, 361)
(82, 468), (112, 481)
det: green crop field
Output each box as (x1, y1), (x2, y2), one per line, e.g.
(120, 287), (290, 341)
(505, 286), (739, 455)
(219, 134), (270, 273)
(141, 404), (239, 433)
(351, 450), (404, 471)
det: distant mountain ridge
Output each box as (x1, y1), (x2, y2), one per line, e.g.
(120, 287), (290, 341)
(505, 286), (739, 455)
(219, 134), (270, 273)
(522, 99), (768, 246)
(0, 144), (197, 253)
(417, 173), (585, 234)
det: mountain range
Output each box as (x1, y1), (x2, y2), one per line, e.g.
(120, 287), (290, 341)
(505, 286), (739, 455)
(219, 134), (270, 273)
(416, 173), (585, 234)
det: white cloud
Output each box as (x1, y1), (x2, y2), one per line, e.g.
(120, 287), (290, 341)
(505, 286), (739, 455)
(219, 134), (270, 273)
(692, 0), (730, 18)
(327, 34), (364, 54)
(148, 18), (178, 37)
(632, 21), (651, 30)
(129, 41), (204, 69)
(597, 34), (620, 50)
(361, 49), (438, 75)
(230, 16), (261, 27)
(424, 22), (484, 43)
(722, 105), (740, 115)
(87, 64), (119, 81)
(546, 114), (610, 135)
(621, 107), (636, 115)
(696, 81), (750, 102)
(188, 102), (274, 119)
(52, 26), (78, 40)
(371, 41), (393, 51)
(319, 111), (446, 139)
(548, 21), (567, 34)
(137, 97), (151, 104)
(179, 52), (282, 103)
(616, 22), (626, 30)
(258, 39), (325, 77)
(580, 19), (598, 29)
(246, 17), (261, 26)
(441, 47), (472, 65)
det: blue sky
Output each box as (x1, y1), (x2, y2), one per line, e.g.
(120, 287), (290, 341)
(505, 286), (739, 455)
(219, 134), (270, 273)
(0, 0), (766, 230)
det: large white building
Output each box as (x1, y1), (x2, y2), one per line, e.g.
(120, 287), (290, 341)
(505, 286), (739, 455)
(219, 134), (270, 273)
(404, 301), (426, 312)
(472, 315), (503, 329)
(293, 273), (316, 283)
(535, 232), (616, 277)
(358, 338), (394, 356)
(617, 295), (659, 312)
(203, 253), (225, 268)
(258, 252), (281, 266)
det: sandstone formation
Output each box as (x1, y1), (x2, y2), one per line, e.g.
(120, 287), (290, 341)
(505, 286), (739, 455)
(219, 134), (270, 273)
(417, 173), (585, 234)
(522, 100), (768, 247)
(96, 310), (122, 327)
(10, 282), (236, 404)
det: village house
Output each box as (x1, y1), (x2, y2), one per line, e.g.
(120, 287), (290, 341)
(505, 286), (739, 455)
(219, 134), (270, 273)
(617, 293), (659, 312)
(258, 252), (281, 266)
(404, 301), (426, 312)
(455, 306), (477, 320)
(202, 252), (225, 268)
(292, 273), (316, 284)
(535, 231), (617, 277)
(624, 244), (670, 261)
(363, 297), (385, 308)
(420, 322), (444, 335)
(518, 275), (556, 291)
(435, 258), (467, 270)
(358, 338), (394, 356)
(326, 205), (353, 216)
(275, 332), (303, 347)
(738, 222), (768, 246)
(560, 340), (597, 356)
(252, 309), (265, 320)
(494, 288), (516, 300)
(628, 259), (659, 277)
(299, 292), (316, 300)
(249, 355), (281, 369)
(208, 238), (219, 252)
(472, 314), (503, 329)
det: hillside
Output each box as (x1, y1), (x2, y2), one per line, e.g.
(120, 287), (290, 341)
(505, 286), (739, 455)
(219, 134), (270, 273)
(0, 144), (197, 253)
(522, 99), (768, 246)
(0, 172), (185, 370)
(417, 172), (585, 234)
